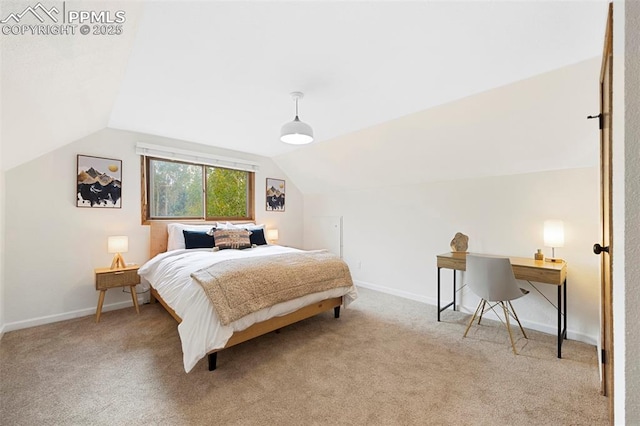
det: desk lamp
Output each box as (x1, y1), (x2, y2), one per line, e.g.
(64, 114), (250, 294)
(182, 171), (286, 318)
(544, 220), (564, 263)
(108, 236), (129, 269)
(266, 229), (279, 244)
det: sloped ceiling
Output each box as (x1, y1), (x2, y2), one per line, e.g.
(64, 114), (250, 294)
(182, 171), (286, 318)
(1, 1), (608, 172)
(0, 0), (144, 170)
(275, 57), (601, 194)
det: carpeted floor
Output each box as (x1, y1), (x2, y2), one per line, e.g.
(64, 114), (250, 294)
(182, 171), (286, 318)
(0, 287), (608, 425)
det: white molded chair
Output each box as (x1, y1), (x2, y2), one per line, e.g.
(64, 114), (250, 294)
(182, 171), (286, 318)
(463, 254), (529, 354)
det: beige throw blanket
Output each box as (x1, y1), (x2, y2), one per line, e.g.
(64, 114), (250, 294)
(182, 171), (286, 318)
(190, 250), (353, 326)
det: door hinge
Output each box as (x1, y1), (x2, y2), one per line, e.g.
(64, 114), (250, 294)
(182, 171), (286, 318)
(587, 113), (603, 130)
(601, 349), (606, 364)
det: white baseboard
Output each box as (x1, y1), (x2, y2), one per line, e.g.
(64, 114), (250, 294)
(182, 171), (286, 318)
(354, 279), (437, 305)
(354, 279), (597, 346)
(3, 297), (145, 333)
(452, 302), (597, 345)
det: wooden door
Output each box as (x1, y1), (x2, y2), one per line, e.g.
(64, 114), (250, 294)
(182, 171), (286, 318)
(594, 3), (614, 422)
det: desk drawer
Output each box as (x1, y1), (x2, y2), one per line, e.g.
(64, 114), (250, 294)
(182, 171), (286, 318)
(96, 269), (140, 290)
(437, 256), (465, 270)
(513, 265), (565, 285)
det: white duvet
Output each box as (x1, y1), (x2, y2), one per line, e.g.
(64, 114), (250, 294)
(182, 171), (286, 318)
(138, 245), (358, 372)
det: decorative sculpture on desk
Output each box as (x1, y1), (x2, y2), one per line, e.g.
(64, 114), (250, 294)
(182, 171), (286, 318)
(450, 232), (469, 252)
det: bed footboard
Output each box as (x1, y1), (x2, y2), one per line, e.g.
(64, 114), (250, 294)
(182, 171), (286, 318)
(150, 286), (182, 323)
(206, 296), (343, 371)
(151, 284), (343, 371)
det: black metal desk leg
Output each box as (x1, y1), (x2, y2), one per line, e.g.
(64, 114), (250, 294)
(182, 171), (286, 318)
(564, 278), (567, 340)
(437, 267), (441, 321)
(453, 271), (457, 311)
(437, 267), (456, 320)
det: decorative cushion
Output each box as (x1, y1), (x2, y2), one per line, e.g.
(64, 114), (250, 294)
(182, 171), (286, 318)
(249, 228), (268, 246)
(167, 223), (216, 251)
(183, 230), (215, 249)
(213, 229), (252, 250)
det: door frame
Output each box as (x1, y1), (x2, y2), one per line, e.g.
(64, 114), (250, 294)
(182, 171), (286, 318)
(597, 3), (614, 423)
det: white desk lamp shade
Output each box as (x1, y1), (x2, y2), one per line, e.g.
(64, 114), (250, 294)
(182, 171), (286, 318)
(543, 220), (565, 248)
(266, 229), (279, 242)
(544, 220), (564, 261)
(108, 236), (129, 253)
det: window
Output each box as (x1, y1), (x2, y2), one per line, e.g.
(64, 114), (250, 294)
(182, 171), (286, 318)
(142, 156), (255, 222)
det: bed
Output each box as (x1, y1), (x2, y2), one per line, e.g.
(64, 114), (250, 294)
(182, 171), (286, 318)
(139, 221), (358, 373)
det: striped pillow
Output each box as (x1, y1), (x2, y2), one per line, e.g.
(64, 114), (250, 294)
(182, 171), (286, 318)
(213, 229), (252, 250)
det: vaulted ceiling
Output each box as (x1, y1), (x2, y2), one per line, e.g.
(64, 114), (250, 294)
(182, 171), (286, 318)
(1, 1), (608, 171)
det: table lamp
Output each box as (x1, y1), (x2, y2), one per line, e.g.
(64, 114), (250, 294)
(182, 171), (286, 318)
(544, 220), (564, 262)
(266, 229), (279, 244)
(108, 236), (129, 269)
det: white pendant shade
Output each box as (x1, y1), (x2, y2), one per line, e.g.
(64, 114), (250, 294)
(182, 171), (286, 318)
(280, 117), (313, 144)
(281, 92), (313, 145)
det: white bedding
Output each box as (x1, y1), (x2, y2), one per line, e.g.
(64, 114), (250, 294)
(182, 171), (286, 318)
(138, 245), (358, 372)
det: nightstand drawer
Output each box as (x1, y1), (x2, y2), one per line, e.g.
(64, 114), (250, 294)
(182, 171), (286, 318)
(95, 268), (140, 290)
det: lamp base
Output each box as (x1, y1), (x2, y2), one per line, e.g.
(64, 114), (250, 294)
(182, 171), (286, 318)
(110, 253), (127, 270)
(545, 257), (563, 263)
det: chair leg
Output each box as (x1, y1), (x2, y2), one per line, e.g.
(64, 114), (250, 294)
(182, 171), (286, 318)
(501, 302), (518, 355)
(508, 301), (528, 339)
(464, 300), (484, 337)
(477, 300), (487, 325)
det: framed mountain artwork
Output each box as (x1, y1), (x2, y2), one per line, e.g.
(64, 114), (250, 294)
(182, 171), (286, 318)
(266, 178), (285, 212)
(76, 155), (122, 208)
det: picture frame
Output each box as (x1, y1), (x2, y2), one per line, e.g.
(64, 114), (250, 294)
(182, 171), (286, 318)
(266, 178), (285, 212)
(76, 155), (122, 208)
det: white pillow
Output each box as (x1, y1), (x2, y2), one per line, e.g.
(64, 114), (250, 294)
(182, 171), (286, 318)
(167, 223), (216, 251)
(215, 222), (236, 229)
(218, 222), (264, 230)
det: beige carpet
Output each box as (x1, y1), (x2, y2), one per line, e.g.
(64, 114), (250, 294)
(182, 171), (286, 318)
(0, 288), (608, 425)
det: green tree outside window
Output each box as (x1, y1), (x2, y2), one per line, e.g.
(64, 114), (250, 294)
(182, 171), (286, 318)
(147, 157), (253, 220)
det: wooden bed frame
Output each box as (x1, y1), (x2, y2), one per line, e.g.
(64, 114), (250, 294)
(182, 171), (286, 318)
(147, 221), (343, 371)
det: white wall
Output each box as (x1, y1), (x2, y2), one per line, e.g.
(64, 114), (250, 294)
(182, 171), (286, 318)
(0, 151), (5, 337)
(616, 1), (640, 423)
(280, 57), (603, 345)
(0, 59), (4, 336)
(3, 128), (303, 330)
(304, 167), (600, 343)
(623, 0), (640, 418)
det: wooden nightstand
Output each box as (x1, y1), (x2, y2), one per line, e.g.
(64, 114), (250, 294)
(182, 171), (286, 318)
(94, 265), (141, 322)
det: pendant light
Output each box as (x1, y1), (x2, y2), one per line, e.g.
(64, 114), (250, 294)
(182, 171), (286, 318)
(280, 91), (313, 144)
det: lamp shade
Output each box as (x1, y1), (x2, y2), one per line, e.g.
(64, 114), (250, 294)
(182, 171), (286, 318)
(266, 229), (279, 242)
(280, 91), (313, 145)
(280, 118), (313, 144)
(543, 220), (564, 248)
(108, 236), (129, 254)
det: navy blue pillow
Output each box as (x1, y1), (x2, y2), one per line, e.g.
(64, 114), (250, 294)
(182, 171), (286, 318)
(249, 228), (267, 246)
(183, 230), (215, 249)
